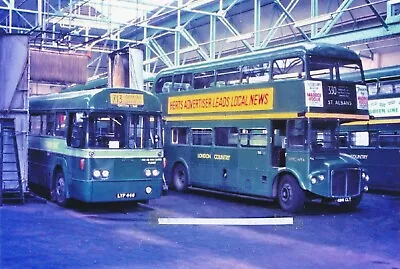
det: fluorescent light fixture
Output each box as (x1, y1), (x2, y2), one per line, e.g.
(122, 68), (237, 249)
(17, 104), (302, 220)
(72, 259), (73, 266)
(294, 14), (332, 28)
(226, 32), (254, 43)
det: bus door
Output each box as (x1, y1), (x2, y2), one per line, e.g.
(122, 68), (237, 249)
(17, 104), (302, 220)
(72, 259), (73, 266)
(271, 120), (287, 168)
(190, 128), (213, 187)
(285, 119), (310, 179)
(237, 127), (272, 196)
(212, 127), (239, 192)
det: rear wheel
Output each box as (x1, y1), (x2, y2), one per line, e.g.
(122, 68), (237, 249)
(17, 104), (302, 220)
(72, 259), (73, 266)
(54, 171), (68, 206)
(278, 175), (305, 213)
(172, 163), (189, 192)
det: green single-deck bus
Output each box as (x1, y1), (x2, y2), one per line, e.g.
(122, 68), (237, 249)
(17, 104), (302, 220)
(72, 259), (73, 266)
(28, 87), (163, 205)
(153, 42), (370, 212)
(340, 65), (400, 192)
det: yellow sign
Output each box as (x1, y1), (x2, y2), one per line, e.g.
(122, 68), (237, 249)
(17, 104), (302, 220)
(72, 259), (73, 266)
(168, 88), (274, 114)
(110, 93), (144, 106)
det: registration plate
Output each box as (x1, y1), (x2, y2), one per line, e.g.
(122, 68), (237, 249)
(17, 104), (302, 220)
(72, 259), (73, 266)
(116, 193), (136, 199)
(336, 197), (352, 203)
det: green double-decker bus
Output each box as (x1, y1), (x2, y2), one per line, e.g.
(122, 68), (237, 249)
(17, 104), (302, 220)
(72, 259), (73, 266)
(153, 42), (370, 212)
(28, 87), (163, 205)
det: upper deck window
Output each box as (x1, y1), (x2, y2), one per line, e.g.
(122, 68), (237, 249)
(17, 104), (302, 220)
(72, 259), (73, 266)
(215, 67), (242, 87)
(272, 57), (304, 80)
(243, 63), (270, 84)
(308, 56), (362, 82)
(155, 76), (172, 93)
(173, 73), (193, 91)
(194, 71), (214, 90)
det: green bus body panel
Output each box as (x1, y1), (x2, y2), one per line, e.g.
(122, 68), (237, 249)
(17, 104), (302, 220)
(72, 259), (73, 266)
(341, 121), (400, 192)
(29, 87), (161, 113)
(164, 118), (361, 199)
(28, 136), (163, 202)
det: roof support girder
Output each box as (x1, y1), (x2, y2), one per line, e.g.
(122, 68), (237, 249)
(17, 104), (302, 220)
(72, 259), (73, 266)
(315, 0), (355, 38)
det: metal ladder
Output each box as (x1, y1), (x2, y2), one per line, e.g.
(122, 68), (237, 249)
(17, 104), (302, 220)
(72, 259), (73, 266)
(0, 118), (24, 205)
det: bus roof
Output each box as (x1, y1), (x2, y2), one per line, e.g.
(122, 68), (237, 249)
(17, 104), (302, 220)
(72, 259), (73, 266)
(363, 65), (400, 82)
(155, 42), (360, 78)
(29, 87), (161, 112)
(62, 77), (108, 92)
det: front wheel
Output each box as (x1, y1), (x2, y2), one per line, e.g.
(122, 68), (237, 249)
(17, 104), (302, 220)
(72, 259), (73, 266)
(171, 163), (189, 192)
(54, 171), (68, 206)
(278, 175), (305, 213)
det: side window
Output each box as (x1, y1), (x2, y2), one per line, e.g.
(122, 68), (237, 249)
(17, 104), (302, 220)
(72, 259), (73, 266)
(215, 127), (238, 147)
(171, 128), (188, 145)
(68, 112), (86, 148)
(272, 57), (304, 80)
(29, 115), (41, 135)
(240, 129), (268, 147)
(367, 82), (378, 96)
(193, 71), (214, 89)
(155, 76), (173, 93)
(379, 131), (400, 148)
(55, 113), (67, 137)
(173, 73), (192, 92)
(46, 114), (55, 136)
(243, 62), (270, 84)
(288, 119), (306, 147)
(41, 115), (47, 135)
(350, 131), (370, 147)
(192, 128), (212, 146)
(215, 67), (242, 87)
(394, 80), (400, 93)
(338, 132), (349, 148)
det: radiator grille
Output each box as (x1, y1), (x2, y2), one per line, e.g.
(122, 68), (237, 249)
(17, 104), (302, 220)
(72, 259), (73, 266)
(331, 168), (361, 197)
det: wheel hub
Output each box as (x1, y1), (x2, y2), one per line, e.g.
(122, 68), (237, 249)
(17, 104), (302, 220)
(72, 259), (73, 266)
(281, 184), (292, 203)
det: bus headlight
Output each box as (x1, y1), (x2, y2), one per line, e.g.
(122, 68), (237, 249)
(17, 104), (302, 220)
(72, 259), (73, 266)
(362, 172), (370, 181)
(310, 172), (325, 184)
(152, 169), (160, 177)
(101, 170), (110, 178)
(144, 169), (152, 177)
(145, 186), (152, 194)
(93, 169), (101, 178)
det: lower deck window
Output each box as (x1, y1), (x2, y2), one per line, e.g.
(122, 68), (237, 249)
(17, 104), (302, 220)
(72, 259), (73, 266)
(192, 129), (212, 145)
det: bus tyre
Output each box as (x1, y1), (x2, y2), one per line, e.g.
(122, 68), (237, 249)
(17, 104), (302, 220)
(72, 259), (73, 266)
(172, 163), (189, 192)
(278, 175), (305, 213)
(54, 171), (68, 206)
(339, 194), (362, 212)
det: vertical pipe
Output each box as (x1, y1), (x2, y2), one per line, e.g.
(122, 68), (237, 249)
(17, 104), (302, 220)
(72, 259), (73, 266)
(209, 15), (216, 60)
(254, 0), (261, 49)
(311, 0), (318, 38)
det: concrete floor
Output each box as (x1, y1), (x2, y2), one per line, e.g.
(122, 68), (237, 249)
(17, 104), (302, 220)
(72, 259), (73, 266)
(1, 190), (399, 269)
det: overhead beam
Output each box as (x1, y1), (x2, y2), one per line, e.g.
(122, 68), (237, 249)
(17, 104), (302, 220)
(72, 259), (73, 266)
(313, 22), (400, 46)
(315, 0), (355, 38)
